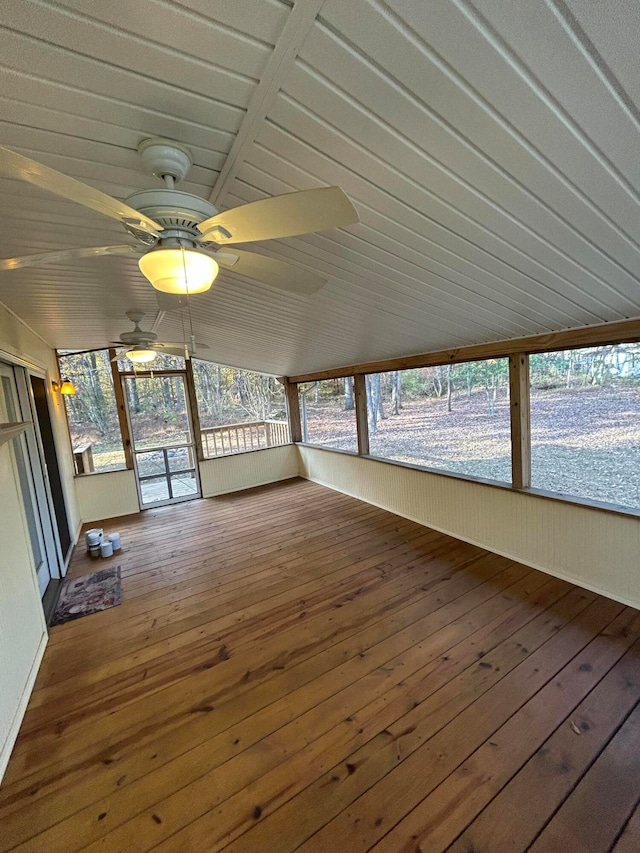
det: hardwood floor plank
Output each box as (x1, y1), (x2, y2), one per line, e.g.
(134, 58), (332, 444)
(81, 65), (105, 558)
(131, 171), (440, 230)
(611, 799), (640, 853)
(1, 479), (636, 853)
(527, 701), (640, 853)
(1, 556), (521, 848)
(211, 591), (614, 853)
(132, 578), (568, 853)
(21, 526), (444, 729)
(373, 631), (640, 852)
(6, 537), (480, 782)
(445, 639), (640, 853)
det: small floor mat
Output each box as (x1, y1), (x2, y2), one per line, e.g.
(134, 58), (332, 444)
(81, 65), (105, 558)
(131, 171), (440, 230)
(50, 565), (121, 626)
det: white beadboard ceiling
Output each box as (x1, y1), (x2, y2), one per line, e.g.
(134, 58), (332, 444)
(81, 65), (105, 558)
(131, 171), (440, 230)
(0, 0), (639, 376)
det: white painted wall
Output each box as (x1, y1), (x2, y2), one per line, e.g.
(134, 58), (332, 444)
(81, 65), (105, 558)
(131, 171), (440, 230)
(75, 469), (140, 523)
(298, 446), (640, 609)
(200, 445), (299, 497)
(0, 301), (79, 780)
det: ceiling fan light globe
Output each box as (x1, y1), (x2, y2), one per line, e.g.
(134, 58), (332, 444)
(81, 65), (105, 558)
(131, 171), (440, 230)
(138, 247), (218, 294)
(127, 348), (157, 363)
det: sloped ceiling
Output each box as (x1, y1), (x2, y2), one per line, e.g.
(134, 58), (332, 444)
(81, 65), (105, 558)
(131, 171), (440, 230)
(0, 0), (639, 376)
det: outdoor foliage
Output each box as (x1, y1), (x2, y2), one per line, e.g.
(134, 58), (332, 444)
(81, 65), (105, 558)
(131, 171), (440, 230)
(299, 378), (358, 451)
(529, 345), (640, 509)
(192, 360), (286, 427)
(530, 344), (640, 389)
(58, 350), (287, 470)
(299, 345), (640, 509)
(58, 350), (126, 472)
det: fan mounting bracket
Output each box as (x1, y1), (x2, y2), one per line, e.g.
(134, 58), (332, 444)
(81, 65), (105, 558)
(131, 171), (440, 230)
(137, 138), (193, 183)
(126, 310), (145, 326)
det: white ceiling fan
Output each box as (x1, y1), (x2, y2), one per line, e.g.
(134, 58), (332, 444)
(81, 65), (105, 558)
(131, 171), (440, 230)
(111, 311), (210, 363)
(0, 138), (359, 295)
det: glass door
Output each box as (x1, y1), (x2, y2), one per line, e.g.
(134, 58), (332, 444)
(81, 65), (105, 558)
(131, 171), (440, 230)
(0, 362), (62, 597)
(122, 371), (201, 508)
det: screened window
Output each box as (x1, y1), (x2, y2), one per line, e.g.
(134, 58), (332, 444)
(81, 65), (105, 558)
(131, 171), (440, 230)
(366, 360), (511, 483)
(58, 350), (126, 473)
(192, 360), (288, 457)
(530, 345), (640, 509)
(299, 378), (358, 452)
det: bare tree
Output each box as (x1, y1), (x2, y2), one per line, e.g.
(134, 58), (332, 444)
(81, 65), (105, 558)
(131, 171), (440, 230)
(344, 376), (355, 411)
(391, 371), (402, 415)
(367, 374), (383, 433)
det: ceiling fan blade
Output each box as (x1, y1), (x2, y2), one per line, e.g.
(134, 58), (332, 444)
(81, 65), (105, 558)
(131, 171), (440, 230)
(155, 341), (210, 350)
(0, 244), (142, 271)
(214, 248), (327, 295)
(111, 347), (131, 362)
(0, 146), (162, 237)
(154, 345), (191, 358)
(197, 187), (359, 244)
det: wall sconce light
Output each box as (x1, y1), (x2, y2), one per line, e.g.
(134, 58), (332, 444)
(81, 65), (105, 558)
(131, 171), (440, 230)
(52, 378), (76, 395)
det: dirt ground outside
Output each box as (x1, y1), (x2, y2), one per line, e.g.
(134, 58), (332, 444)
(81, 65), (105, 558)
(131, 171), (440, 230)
(303, 385), (640, 511)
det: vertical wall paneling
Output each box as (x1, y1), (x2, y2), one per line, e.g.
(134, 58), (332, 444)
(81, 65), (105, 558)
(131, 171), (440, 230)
(199, 445), (299, 497)
(74, 469), (140, 523)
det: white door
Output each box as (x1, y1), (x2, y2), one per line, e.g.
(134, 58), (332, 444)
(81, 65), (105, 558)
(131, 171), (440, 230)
(0, 362), (61, 597)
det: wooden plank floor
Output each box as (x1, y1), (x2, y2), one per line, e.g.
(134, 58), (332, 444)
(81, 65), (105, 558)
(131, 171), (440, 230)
(2, 477), (640, 852)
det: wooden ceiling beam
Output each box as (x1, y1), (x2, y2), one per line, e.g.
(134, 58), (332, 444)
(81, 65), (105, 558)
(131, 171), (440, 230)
(209, 0), (325, 207)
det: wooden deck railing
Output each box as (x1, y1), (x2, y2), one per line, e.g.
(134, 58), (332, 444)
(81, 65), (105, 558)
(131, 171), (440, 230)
(201, 420), (290, 458)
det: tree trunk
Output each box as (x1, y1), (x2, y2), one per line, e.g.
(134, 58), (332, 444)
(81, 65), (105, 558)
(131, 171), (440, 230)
(367, 375), (381, 434)
(86, 352), (110, 435)
(446, 364), (453, 413)
(215, 365), (221, 413)
(565, 351), (574, 388)
(485, 375), (497, 415)
(130, 377), (141, 414)
(391, 371), (401, 415)
(344, 376), (355, 411)
(300, 394), (308, 442)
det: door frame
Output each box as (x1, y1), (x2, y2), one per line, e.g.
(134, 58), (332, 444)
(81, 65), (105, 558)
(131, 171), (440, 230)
(121, 369), (202, 510)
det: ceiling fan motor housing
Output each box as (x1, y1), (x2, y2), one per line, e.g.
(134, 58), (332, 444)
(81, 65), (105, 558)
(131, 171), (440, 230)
(124, 189), (219, 244)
